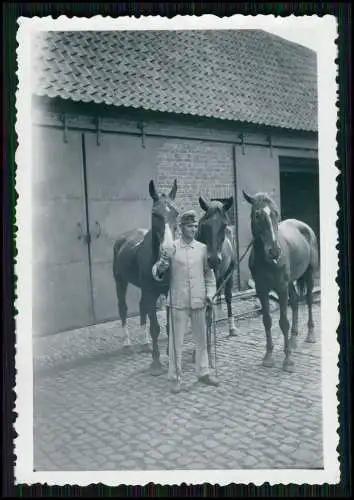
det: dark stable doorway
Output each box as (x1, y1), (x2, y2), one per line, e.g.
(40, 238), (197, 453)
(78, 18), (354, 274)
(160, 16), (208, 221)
(280, 167), (320, 285)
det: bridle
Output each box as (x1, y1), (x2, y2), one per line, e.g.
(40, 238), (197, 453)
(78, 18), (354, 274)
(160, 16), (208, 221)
(152, 201), (179, 249)
(252, 206), (283, 266)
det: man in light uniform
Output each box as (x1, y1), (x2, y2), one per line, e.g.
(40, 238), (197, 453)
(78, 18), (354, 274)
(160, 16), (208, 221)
(152, 210), (219, 394)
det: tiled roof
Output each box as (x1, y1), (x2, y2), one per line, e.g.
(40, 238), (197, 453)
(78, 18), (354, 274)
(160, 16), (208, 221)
(32, 30), (318, 132)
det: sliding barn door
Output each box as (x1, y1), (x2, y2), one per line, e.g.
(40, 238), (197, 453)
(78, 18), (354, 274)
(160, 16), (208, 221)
(83, 132), (158, 323)
(234, 144), (280, 288)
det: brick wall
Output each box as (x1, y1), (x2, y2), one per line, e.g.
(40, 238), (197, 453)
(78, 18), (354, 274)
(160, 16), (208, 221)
(152, 137), (233, 217)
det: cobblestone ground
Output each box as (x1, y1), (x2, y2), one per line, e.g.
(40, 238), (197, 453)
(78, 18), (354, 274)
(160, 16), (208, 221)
(33, 299), (323, 471)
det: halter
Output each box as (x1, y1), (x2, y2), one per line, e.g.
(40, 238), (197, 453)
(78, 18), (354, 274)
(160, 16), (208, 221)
(251, 203), (283, 266)
(152, 199), (179, 257)
(271, 244), (283, 266)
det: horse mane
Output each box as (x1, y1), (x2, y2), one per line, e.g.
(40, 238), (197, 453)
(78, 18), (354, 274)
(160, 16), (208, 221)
(151, 211), (164, 264)
(253, 193), (280, 221)
(225, 225), (234, 240)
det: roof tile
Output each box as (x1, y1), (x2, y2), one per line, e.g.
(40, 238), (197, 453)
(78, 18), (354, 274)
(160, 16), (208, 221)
(32, 30), (318, 132)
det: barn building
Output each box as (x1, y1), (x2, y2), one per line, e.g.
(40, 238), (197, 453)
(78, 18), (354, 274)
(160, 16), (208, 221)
(31, 30), (319, 336)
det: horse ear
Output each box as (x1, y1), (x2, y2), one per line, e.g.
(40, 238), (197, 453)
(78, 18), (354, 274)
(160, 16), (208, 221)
(149, 180), (159, 202)
(223, 197), (233, 212)
(243, 190), (255, 205)
(168, 179), (177, 200)
(199, 196), (209, 212)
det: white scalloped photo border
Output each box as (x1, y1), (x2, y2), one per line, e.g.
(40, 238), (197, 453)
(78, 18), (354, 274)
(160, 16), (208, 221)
(14, 14), (340, 486)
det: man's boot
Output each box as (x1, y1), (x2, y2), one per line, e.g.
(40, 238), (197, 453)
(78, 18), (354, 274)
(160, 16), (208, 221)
(198, 374), (220, 387)
(170, 380), (181, 394)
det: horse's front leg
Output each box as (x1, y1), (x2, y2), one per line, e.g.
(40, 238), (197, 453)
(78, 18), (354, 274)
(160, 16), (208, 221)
(215, 277), (223, 319)
(257, 287), (274, 367)
(225, 274), (240, 337)
(146, 295), (167, 376)
(139, 295), (152, 354)
(278, 288), (294, 372)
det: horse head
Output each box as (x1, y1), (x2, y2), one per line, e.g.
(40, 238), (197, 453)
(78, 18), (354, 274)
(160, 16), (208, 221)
(243, 190), (282, 264)
(149, 179), (179, 262)
(197, 196), (233, 270)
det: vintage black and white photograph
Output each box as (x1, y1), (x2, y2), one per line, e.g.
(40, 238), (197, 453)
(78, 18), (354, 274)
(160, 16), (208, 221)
(14, 15), (339, 485)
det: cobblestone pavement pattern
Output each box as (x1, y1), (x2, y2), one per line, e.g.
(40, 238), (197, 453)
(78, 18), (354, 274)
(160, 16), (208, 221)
(33, 300), (323, 471)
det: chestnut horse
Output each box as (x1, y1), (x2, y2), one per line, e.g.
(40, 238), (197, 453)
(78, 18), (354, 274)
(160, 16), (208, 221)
(243, 191), (319, 372)
(197, 196), (240, 337)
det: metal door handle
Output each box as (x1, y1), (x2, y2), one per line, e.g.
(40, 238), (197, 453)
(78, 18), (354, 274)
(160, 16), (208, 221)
(92, 221), (102, 239)
(77, 222), (91, 244)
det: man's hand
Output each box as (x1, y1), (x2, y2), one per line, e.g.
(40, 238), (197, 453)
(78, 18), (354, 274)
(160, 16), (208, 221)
(157, 259), (169, 275)
(160, 245), (176, 261)
(206, 296), (213, 307)
(156, 251), (171, 276)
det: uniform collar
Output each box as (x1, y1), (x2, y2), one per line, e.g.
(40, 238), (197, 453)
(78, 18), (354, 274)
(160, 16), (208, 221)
(179, 237), (196, 248)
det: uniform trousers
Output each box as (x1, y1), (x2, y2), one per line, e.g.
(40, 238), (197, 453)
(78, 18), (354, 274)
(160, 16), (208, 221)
(168, 307), (210, 381)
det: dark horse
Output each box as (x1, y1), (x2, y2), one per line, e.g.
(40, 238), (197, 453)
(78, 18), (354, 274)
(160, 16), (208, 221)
(243, 190), (319, 372)
(113, 179), (179, 376)
(197, 196), (240, 337)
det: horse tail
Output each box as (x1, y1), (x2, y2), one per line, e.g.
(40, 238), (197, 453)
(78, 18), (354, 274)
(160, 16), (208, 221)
(295, 223), (319, 299)
(297, 221), (319, 271)
(308, 228), (319, 271)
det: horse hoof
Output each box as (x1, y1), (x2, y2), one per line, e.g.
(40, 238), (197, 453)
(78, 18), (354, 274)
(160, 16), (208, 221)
(283, 360), (295, 373)
(139, 343), (152, 354)
(305, 333), (316, 343)
(228, 328), (239, 337)
(149, 362), (167, 377)
(262, 356), (274, 368)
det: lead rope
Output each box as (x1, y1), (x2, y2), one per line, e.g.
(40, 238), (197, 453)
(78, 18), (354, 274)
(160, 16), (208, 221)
(206, 238), (254, 379)
(238, 239), (254, 264)
(159, 247), (180, 387)
(206, 301), (217, 378)
(213, 305), (218, 379)
(169, 286), (181, 386)
(203, 268), (233, 380)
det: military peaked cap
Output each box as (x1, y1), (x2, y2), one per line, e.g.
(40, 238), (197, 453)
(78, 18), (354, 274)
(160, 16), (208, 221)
(180, 210), (198, 225)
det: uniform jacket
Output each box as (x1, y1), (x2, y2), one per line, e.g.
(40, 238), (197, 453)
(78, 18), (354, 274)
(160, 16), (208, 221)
(153, 237), (216, 310)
